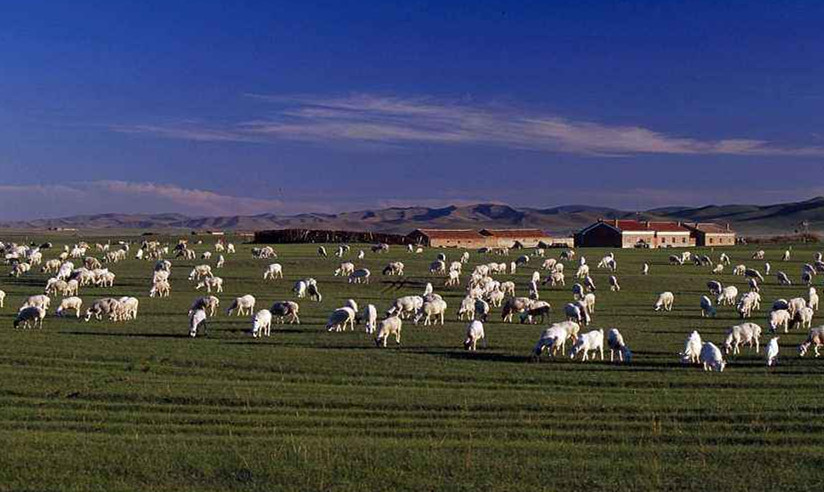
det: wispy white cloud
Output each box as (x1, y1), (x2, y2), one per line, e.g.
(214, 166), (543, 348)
(111, 94), (824, 156)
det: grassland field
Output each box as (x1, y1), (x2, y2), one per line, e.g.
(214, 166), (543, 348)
(1, 234), (824, 491)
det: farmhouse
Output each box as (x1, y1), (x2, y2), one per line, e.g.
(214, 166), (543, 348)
(684, 222), (736, 246)
(575, 219), (695, 248)
(406, 229), (489, 248)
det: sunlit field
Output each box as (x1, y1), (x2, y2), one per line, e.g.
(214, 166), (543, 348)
(1, 234), (823, 491)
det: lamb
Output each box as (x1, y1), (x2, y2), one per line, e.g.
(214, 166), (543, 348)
(736, 293), (757, 318)
(270, 301), (300, 324)
(414, 298), (447, 326)
(542, 258), (558, 270)
(226, 295), (256, 316)
(362, 304), (378, 334)
(798, 326), (824, 357)
(569, 329), (604, 361)
(14, 306), (45, 329)
(583, 292), (596, 314)
(348, 268), (371, 284)
(382, 261), (405, 276)
(334, 262), (355, 276)
(653, 292), (674, 312)
(375, 316), (402, 347)
(766, 337), (780, 366)
(325, 307), (357, 333)
(608, 275), (620, 292)
(189, 309), (207, 337)
(583, 275), (596, 292)
(251, 309), (273, 338)
(571, 283), (585, 300)
(699, 342), (726, 372)
(500, 281), (516, 296)
(195, 276), (223, 293)
(263, 263), (283, 280)
(776, 271), (792, 286)
(117, 296), (139, 321)
(793, 306), (814, 331)
(564, 302), (590, 326)
(201, 251), (212, 260)
(486, 289), (504, 308)
(460, 251), (470, 263)
(768, 309), (791, 334)
(606, 328), (632, 362)
(189, 296), (220, 317)
(723, 323), (762, 355)
(700, 295), (716, 317)
(680, 331), (702, 364)
(463, 320), (486, 351)
(716, 286), (738, 306)
(41, 259), (61, 274)
(188, 265), (213, 281)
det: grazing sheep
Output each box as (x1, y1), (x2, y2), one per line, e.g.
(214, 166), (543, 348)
(307, 283), (323, 302)
(798, 326), (824, 357)
(572, 283), (585, 300)
(669, 255), (684, 266)
(609, 275), (620, 292)
(606, 329), (631, 363)
(270, 301), (300, 324)
(382, 261), (405, 276)
(776, 271), (792, 286)
(14, 306), (46, 329)
(802, 271), (813, 286)
(189, 296), (220, 317)
(532, 321), (579, 358)
(766, 337), (780, 366)
(501, 297), (532, 323)
(326, 307), (356, 332)
(707, 281), (723, 296)
(733, 264), (746, 276)
(569, 329), (604, 361)
(251, 309), (273, 338)
(700, 342), (726, 372)
(195, 276), (223, 294)
(457, 296), (476, 321)
(226, 295), (256, 316)
(22, 294), (51, 311)
(723, 323), (762, 355)
(793, 306), (814, 331)
(464, 320), (486, 351)
(681, 331), (703, 364)
(764, 262), (771, 275)
(752, 250), (765, 260)
(768, 309), (791, 334)
(653, 292), (674, 312)
(773, 298), (789, 311)
(117, 297), (140, 321)
(564, 302), (590, 326)
(375, 316), (402, 347)
(744, 268), (764, 283)
(150, 280), (171, 298)
(362, 304), (378, 334)
(263, 263), (283, 280)
(700, 296), (716, 317)
(189, 309), (207, 337)
(788, 297), (807, 318)
(748, 278), (760, 293)
(358, 250), (366, 259)
(583, 276), (596, 292)
(334, 262), (355, 277)
(474, 298), (490, 322)
(348, 268), (371, 284)
(372, 243), (389, 254)
(83, 298), (120, 322)
(736, 292), (758, 319)
(429, 260), (446, 275)
(711, 264), (724, 274)
(317, 246), (328, 258)
(520, 300), (551, 324)
(641, 263), (649, 275)
(575, 264), (590, 279)
(414, 298), (447, 326)
(0, 289), (5, 308)
(717, 286), (738, 306)
(387, 295), (424, 319)
(809, 288), (819, 311)
(445, 270), (460, 287)
(188, 265), (213, 281)
(719, 253), (730, 265)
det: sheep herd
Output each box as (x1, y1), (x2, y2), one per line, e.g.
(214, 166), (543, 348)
(2, 237), (822, 372)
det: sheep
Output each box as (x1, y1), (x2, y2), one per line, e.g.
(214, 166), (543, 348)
(766, 337), (780, 366)
(189, 296), (220, 317)
(0, 289), (4, 308)
(41, 259), (61, 274)
(564, 302), (590, 326)
(542, 258), (558, 270)
(263, 263), (283, 280)
(414, 298), (447, 326)
(520, 300), (551, 324)
(583, 276), (596, 292)
(569, 329), (604, 361)
(189, 308), (207, 337)
(429, 260), (446, 275)
(500, 281), (516, 296)
(293, 280), (309, 298)
(700, 342), (726, 372)
(711, 264), (724, 274)
(798, 326), (824, 357)
(317, 246), (328, 258)
(528, 279), (540, 300)
(717, 286), (738, 306)
(195, 276), (223, 294)
(719, 253), (730, 265)
(457, 296), (476, 320)
(653, 292), (674, 312)
(326, 307), (356, 332)
(474, 298), (490, 322)
(251, 309), (273, 338)
(723, 323), (762, 355)
(608, 275), (620, 292)
(802, 271), (813, 286)
(307, 282), (322, 302)
(334, 262), (355, 277)
(464, 320), (486, 351)
(375, 316), (402, 347)
(776, 271), (792, 286)
(486, 289), (504, 308)
(116, 297), (139, 321)
(748, 278), (760, 293)
(56, 296), (83, 317)
(358, 250), (365, 259)
(501, 297), (532, 323)
(680, 331), (702, 364)
(571, 283), (585, 300)
(707, 281), (723, 296)
(700, 295), (716, 317)
(532, 321), (579, 358)
(768, 309), (791, 334)
(382, 261), (405, 276)
(251, 246), (276, 259)
(641, 263), (649, 275)
(809, 288), (819, 311)
(764, 262), (772, 275)
(226, 295), (256, 316)
(372, 243), (389, 254)
(270, 301), (300, 324)
(752, 250), (765, 260)
(387, 295), (424, 319)
(150, 280), (171, 298)
(736, 292), (757, 318)
(362, 304), (378, 334)
(348, 268), (371, 284)
(84, 298), (121, 322)
(22, 294), (51, 311)
(744, 268), (764, 283)
(793, 306), (814, 331)
(344, 299), (359, 312)
(606, 328), (632, 363)
(582, 292), (596, 314)
(575, 264), (590, 279)
(669, 255), (684, 266)
(14, 306), (45, 329)
(445, 270), (460, 287)
(188, 265), (213, 281)
(788, 297), (807, 318)
(733, 264), (746, 276)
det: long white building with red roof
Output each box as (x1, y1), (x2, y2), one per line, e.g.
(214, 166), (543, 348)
(575, 219), (709, 248)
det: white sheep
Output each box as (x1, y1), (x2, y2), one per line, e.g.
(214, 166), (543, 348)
(226, 295), (256, 316)
(317, 246), (328, 257)
(188, 265), (213, 281)
(641, 263), (649, 275)
(382, 261), (405, 276)
(429, 260), (446, 275)
(334, 262), (355, 277)
(14, 306), (45, 329)
(388, 295), (423, 319)
(190, 296), (220, 317)
(653, 292), (674, 312)
(723, 323), (762, 355)
(711, 264), (724, 274)
(22, 294), (51, 311)
(768, 309), (791, 334)
(793, 306), (814, 330)
(414, 298), (447, 326)
(348, 268), (371, 284)
(375, 316), (402, 347)
(464, 320), (486, 351)
(766, 337), (780, 366)
(263, 263), (283, 280)
(362, 304), (378, 334)
(326, 307), (356, 332)
(608, 275), (620, 292)
(798, 326), (824, 357)
(809, 288), (819, 311)
(189, 309), (207, 337)
(0, 289), (5, 308)
(569, 329), (604, 361)
(606, 328), (631, 363)
(699, 342), (726, 372)
(150, 280), (171, 298)
(700, 295), (716, 317)
(680, 331), (702, 364)
(532, 321), (579, 358)
(195, 276), (223, 293)
(716, 286), (738, 306)
(270, 301), (300, 324)
(252, 309), (273, 338)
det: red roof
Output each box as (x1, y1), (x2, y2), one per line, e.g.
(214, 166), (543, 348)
(601, 220), (689, 233)
(479, 228), (548, 238)
(685, 222), (735, 234)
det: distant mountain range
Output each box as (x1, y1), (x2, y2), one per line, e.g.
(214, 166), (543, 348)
(3, 198), (824, 236)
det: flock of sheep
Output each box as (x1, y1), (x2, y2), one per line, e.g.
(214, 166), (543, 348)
(2, 237), (822, 372)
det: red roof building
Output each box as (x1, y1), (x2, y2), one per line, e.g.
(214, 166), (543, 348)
(576, 219), (696, 248)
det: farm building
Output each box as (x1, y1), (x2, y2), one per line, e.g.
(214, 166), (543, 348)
(479, 228), (557, 248)
(406, 229), (489, 248)
(575, 219), (695, 248)
(684, 222), (736, 246)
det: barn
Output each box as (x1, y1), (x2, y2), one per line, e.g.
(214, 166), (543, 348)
(684, 222), (736, 246)
(406, 229), (489, 248)
(479, 228), (557, 248)
(575, 219), (695, 248)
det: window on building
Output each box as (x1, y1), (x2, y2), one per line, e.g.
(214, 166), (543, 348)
(709, 238), (714, 244)
(682, 237), (686, 243)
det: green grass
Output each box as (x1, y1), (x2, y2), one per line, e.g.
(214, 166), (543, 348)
(1, 235), (824, 491)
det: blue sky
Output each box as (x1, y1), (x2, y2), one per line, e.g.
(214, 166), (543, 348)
(2, 1), (824, 219)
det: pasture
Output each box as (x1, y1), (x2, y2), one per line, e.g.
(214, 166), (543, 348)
(1, 235), (824, 491)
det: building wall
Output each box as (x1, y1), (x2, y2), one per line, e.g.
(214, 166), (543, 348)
(620, 233), (656, 248)
(429, 237), (490, 249)
(698, 233), (736, 246)
(577, 224), (623, 248)
(654, 233), (694, 248)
